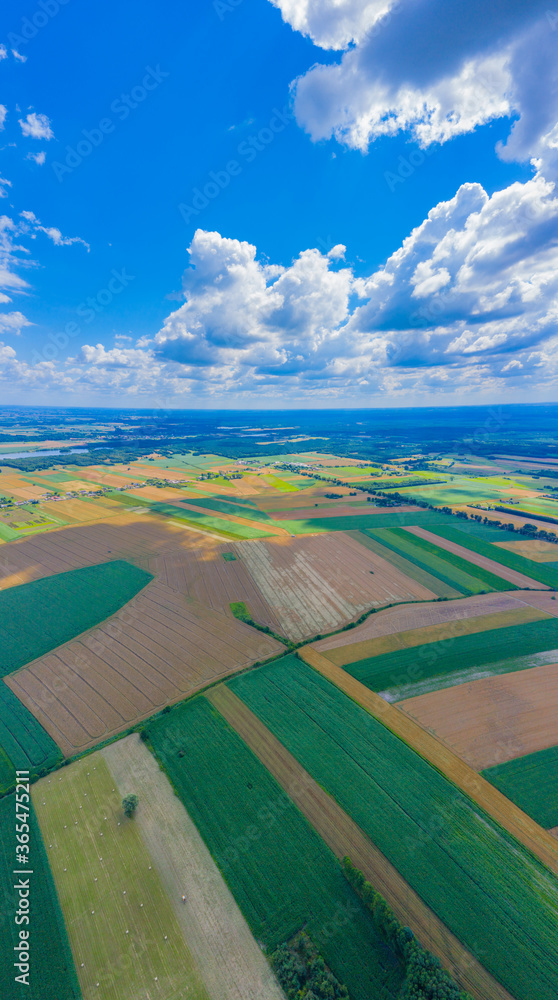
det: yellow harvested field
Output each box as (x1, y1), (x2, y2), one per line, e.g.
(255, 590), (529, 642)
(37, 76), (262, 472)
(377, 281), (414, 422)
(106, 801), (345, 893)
(103, 736), (284, 1000)
(6, 579), (283, 756)
(233, 531), (437, 641)
(320, 605), (547, 666)
(299, 646), (558, 877)
(33, 755), (210, 1000)
(207, 685), (513, 1000)
(400, 662), (558, 769)
(494, 538), (558, 561)
(403, 525), (548, 588)
(313, 590), (538, 655)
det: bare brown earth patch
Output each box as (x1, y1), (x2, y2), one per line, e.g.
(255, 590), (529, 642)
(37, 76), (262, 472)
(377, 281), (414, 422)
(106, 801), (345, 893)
(494, 539), (558, 561)
(207, 685), (514, 1000)
(400, 662), (558, 770)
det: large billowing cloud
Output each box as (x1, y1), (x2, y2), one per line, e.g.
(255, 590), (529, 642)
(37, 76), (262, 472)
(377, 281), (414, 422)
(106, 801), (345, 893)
(285, 0), (556, 164)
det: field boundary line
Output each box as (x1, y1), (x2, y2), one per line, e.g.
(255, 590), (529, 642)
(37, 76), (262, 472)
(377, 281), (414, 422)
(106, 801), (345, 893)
(206, 684), (515, 1000)
(298, 646), (558, 876)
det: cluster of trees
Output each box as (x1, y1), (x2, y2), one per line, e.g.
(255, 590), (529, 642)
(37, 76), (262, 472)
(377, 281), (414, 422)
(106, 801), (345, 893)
(271, 931), (349, 1000)
(342, 858), (472, 1000)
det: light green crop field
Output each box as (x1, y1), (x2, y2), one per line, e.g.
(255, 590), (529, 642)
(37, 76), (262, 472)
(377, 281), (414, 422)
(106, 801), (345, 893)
(0, 561), (153, 678)
(148, 501), (273, 538)
(33, 754), (210, 1000)
(146, 698), (404, 1000)
(482, 746), (558, 829)
(0, 793), (81, 1000)
(229, 657), (558, 1000)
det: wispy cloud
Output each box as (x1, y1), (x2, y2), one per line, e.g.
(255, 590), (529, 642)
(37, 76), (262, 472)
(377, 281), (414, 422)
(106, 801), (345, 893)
(18, 112), (54, 140)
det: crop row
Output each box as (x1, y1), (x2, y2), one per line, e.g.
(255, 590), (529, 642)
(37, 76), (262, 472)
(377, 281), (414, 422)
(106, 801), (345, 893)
(428, 526), (558, 589)
(146, 698), (405, 1000)
(483, 746), (558, 829)
(229, 656), (558, 1000)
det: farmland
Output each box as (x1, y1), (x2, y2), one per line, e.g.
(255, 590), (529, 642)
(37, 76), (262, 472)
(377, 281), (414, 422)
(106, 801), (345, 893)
(228, 656), (558, 1000)
(0, 561), (152, 677)
(339, 616), (558, 699)
(363, 527), (515, 595)
(8, 579), (283, 756)
(483, 746), (558, 829)
(102, 736), (285, 1000)
(33, 754), (211, 1000)
(229, 532), (436, 641)
(146, 697), (406, 1000)
(425, 525), (558, 589)
(404, 526), (549, 589)
(400, 662), (558, 769)
(0, 793), (81, 1000)
(0, 684), (62, 789)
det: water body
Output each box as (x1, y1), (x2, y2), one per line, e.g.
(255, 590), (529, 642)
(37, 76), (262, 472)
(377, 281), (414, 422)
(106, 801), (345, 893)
(0, 447), (89, 459)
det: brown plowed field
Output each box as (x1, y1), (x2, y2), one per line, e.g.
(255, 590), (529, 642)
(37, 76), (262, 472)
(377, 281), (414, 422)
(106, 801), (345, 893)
(319, 605), (547, 666)
(400, 662), (558, 769)
(207, 685), (514, 1000)
(152, 547), (283, 633)
(403, 526), (548, 588)
(313, 591), (538, 655)
(6, 580), (283, 756)
(299, 646), (558, 876)
(103, 736), (285, 1000)
(233, 532), (436, 642)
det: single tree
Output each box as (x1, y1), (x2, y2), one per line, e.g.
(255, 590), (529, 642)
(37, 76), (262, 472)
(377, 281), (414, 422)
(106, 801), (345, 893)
(122, 793), (139, 818)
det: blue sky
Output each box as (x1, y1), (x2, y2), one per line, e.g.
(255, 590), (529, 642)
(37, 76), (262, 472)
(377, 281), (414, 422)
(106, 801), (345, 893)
(1, 0), (557, 406)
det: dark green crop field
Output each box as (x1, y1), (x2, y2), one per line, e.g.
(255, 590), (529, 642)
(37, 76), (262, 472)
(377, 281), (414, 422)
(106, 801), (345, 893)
(341, 617), (558, 697)
(364, 527), (513, 595)
(0, 685), (62, 791)
(184, 496), (272, 521)
(278, 510), (456, 534)
(0, 561), (152, 678)
(427, 525), (558, 589)
(0, 794), (81, 1000)
(146, 698), (404, 1000)
(229, 657), (558, 1000)
(483, 746), (558, 829)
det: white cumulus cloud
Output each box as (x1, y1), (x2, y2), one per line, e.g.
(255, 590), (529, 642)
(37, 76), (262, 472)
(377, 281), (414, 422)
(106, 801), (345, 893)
(18, 112), (54, 140)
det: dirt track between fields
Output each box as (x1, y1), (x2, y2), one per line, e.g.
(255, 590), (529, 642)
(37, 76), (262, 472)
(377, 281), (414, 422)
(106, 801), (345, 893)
(299, 647), (558, 878)
(207, 685), (515, 1000)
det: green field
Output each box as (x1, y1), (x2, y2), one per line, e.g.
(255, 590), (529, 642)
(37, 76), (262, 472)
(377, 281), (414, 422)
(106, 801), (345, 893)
(0, 793), (81, 1000)
(427, 525), (558, 588)
(364, 527), (512, 595)
(350, 530), (460, 598)
(229, 657), (558, 1000)
(146, 698), (404, 1000)
(148, 501), (273, 538)
(278, 509), (456, 534)
(340, 617), (558, 699)
(0, 561), (152, 678)
(483, 747), (558, 829)
(185, 496), (272, 521)
(0, 684), (62, 790)
(33, 754), (210, 1000)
